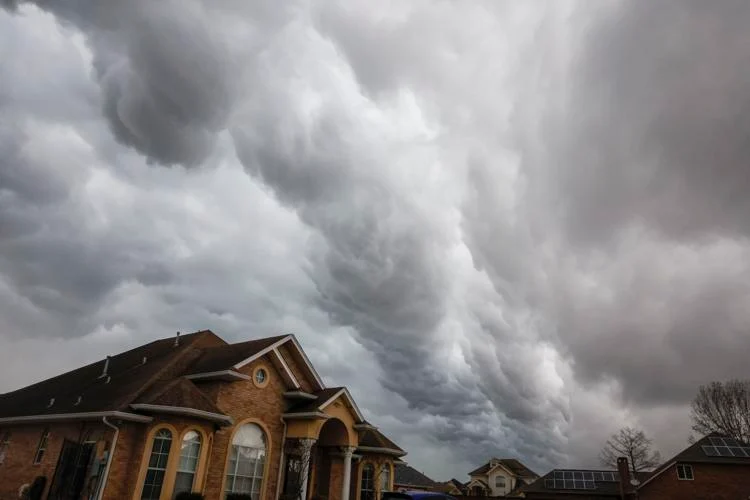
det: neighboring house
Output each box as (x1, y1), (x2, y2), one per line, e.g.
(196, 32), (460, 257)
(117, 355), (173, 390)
(467, 458), (539, 497)
(435, 479), (465, 496)
(636, 433), (750, 499)
(0, 330), (405, 500)
(394, 463), (438, 491)
(521, 433), (750, 499)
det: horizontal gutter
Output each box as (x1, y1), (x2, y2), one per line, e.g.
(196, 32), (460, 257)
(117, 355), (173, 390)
(0, 411), (153, 425)
(357, 445), (406, 457)
(184, 370), (250, 381)
(282, 411), (330, 420)
(129, 404), (233, 426)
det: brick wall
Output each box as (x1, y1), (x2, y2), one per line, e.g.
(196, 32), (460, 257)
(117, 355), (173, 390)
(639, 462), (750, 500)
(202, 357), (288, 500)
(0, 421), (112, 500)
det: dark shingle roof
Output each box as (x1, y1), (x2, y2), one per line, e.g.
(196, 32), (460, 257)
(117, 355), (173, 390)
(134, 378), (226, 416)
(185, 335), (289, 374)
(358, 428), (406, 456)
(394, 463), (437, 488)
(469, 458), (538, 478)
(521, 469), (650, 498)
(0, 330), (217, 418)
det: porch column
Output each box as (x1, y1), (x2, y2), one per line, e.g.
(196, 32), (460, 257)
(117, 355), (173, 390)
(299, 438), (317, 500)
(341, 446), (356, 500)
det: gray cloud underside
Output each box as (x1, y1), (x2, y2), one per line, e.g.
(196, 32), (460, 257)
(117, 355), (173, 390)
(3, 0), (750, 478)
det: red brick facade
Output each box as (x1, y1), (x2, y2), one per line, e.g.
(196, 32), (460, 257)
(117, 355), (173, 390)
(638, 462), (750, 500)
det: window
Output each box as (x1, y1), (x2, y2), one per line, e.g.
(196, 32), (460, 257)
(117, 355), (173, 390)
(33, 429), (49, 464)
(379, 464), (391, 493)
(255, 369), (267, 385)
(225, 423), (267, 500)
(495, 476), (506, 488)
(0, 431), (9, 464)
(360, 463), (375, 500)
(676, 464), (693, 480)
(173, 430), (202, 497)
(141, 429), (173, 500)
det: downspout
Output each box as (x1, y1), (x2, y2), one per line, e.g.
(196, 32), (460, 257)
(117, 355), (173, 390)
(96, 416), (120, 500)
(276, 417), (288, 500)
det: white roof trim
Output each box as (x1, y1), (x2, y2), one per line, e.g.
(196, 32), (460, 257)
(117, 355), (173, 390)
(129, 404), (233, 425)
(184, 370), (250, 381)
(233, 335), (292, 370)
(284, 391), (318, 400)
(317, 387), (365, 423)
(272, 348), (301, 389)
(354, 423), (378, 431)
(487, 462), (516, 477)
(467, 478), (489, 488)
(356, 445), (406, 457)
(0, 411), (153, 425)
(282, 411), (331, 420)
(288, 335), (325, 390)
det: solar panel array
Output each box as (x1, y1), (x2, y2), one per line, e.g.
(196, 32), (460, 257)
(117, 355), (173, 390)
(702, 437), (750, 457)
(544, 470), (617, 490)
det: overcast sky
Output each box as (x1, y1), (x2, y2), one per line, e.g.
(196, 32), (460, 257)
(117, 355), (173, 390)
(2, 0), (750, 481)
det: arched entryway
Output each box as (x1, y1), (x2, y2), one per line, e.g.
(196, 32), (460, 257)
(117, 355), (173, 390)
(313, 418), (351, 500)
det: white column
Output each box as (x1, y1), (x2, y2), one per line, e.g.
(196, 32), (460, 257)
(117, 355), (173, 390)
(341, 446), (356, 500)
(299, 439), (316, 500)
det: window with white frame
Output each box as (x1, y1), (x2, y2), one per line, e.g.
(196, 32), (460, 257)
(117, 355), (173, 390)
(379, 464), (391, 493)
(225, 423), (267, 500)
(676, 464), (693, 480)
(33, 428), (49, 464)
(141, 429), (173, 500)
(173, 430), (202, 497)
(495, 475), (506, 488)
(0, 431), (10, 464)
(360, 463), (375, 500)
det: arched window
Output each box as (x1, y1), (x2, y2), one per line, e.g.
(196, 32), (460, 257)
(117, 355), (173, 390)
(225, 424), (267, 500)
(379, 464), (391, 494)
(141, 429), (173, 500)
(173, 430), (202, 497)
(360, 463), (375, 500)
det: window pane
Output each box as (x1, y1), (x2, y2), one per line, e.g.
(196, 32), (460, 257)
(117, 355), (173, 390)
(141, 430), (172, 500)
(226, 424), (266, 495)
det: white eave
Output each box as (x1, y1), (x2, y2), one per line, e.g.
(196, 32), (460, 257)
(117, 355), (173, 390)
(284, 391), (318, 400)
(317, 387), (365, 423)
(356, 445), (406, 457)
(282, 411), (331, 420)
(129, 404), (233, 426)
(184, 370), (250, 382)
(0, 411), (153, 425)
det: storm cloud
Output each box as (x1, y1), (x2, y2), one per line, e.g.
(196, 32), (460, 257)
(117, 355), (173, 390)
(2, 0), (750, 479)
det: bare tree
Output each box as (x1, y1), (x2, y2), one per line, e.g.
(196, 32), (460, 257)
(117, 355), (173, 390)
(691, 380), (750, 444)
(599, 427), (661, 477)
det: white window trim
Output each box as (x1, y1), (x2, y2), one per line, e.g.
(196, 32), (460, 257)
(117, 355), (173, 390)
(676, 464), (693, 481)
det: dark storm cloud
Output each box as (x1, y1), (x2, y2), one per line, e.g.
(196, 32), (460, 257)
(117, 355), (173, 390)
(554, 0), (750, 242)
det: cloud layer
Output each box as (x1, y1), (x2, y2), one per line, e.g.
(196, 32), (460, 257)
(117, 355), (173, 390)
(2, 0), (749, 479)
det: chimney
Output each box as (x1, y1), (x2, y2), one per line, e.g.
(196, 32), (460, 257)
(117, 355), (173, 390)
(99, 356), (111, 378)
(617, 457), (636, 499)
(174, 331), (181, 347)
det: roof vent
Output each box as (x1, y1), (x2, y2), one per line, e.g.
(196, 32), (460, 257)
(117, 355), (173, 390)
(105, 376), (111, 384)
(47, 398), (55, 408)
(99, 355), (111, 379)
(142, 356), (148, 365)
(74, 396), (82, 406)
(174, 331), (181, 347)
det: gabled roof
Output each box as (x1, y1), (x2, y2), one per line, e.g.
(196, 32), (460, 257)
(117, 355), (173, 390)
(357, 427), (406, 456)
(394, 463), (437, 488)
(522, 469), (649, 497)
(638, 433), (750, 489)
(285, 387), (365, 422)
(186, 335), (288, 374)
(469, 458), (538, 478)
(0, 330), (217, 420)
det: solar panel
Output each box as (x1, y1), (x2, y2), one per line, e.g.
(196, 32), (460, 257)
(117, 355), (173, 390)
(702, 444), (750, 457)
(709, 437), (741, 447)
(545, 478), (596, 490)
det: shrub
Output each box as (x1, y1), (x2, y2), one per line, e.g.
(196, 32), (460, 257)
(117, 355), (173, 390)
(175, 493), (204, 500)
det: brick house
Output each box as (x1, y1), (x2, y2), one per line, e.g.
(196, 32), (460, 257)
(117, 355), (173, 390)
(636, 434), (750, 500)
(466, 459), (538, 497)
(0, 330), (405, 500)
